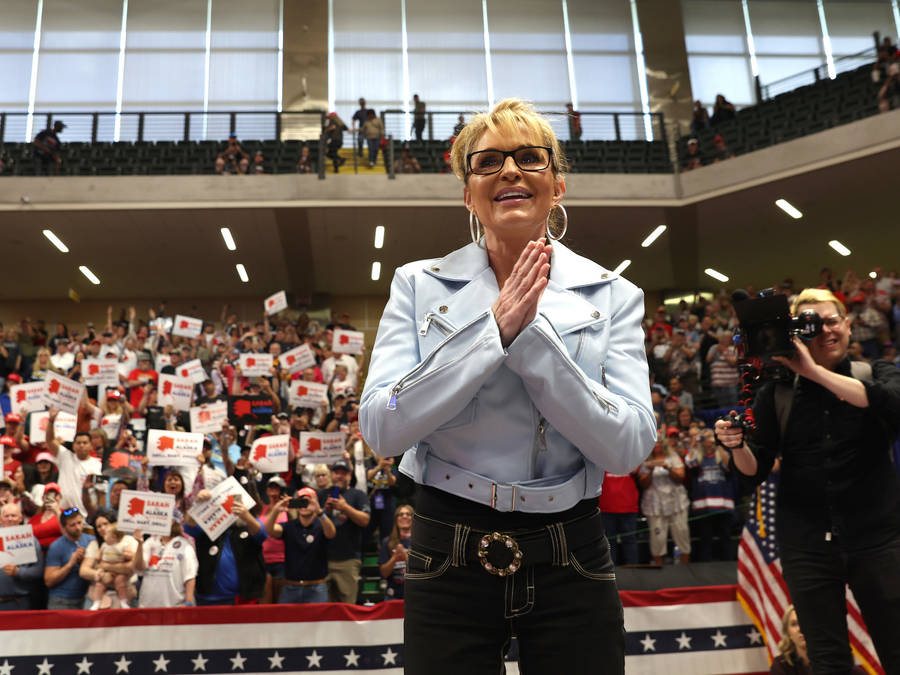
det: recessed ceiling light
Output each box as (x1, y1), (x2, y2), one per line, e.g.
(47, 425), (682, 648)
(42, 229), (69, 253)
(220, 227), (237, 251)
(374, 226), (385, 249)
(775, 199), (803, 219)
(235, 263), (249, 283)
(613, 259), (631, 275)
(641, 225), (667, 248)
(828, 240), (851, 256)
(78, 265), (100, 285)
(371, 261), (382, 281)
(869, 271), (877, 279)
(704, 268), (729, 283)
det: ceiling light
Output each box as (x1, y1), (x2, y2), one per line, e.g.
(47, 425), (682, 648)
(869, 271), (877, 279)
(220, 227), (237, 251)
(374, 226), (385, 249)
(775, 199), (803, 219)
(78, 265), (100, 285)
(235, 263), (249, 283)
(371, 261), (381, 281)
(43, 229), (69, 253)
(612, 259), (631, 275)
(828, 240), (851, 256)
(641, 225), (667, 248)
(704, 268), (729, 283)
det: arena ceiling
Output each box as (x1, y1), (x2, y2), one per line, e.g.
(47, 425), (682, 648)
(1, 146), (897, 304)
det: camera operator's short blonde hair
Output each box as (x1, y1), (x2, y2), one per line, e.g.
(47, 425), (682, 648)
(450, 98), (568, 183)
(791, 288), (846, 318)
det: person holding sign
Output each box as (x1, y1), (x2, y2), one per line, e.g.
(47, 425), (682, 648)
(265, 487), (336, 604)
(183, 488), (267, 605)
(360, 99), (655, 673)
(133, 520), (198, 608)
(46, 409), (102, 514)
(0, 502), (44, 611)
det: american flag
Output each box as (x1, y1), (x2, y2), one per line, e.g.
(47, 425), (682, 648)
(736, 475), (883, 673)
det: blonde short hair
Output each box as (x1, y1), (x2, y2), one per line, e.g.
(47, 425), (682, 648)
(450, 98), (569, 236)
(450, 98), (567, 182)
(791, 288), (846, 318)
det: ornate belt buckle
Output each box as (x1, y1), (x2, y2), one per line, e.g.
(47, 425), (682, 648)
(477, 532), (523, 577)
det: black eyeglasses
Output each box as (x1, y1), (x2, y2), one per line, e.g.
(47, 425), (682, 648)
(62, 507), (79, 517)
(467, 146), (552, 176)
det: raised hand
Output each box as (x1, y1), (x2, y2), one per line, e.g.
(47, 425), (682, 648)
(492, 239), (552, 347)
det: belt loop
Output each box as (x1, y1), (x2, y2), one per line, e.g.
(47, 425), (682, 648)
(451, 523), (471, 567)
(554, 522), (569, 567)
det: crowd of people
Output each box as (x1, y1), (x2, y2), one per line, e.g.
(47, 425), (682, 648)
(0, 306), (414, 610)
(1, 262), (898, 609)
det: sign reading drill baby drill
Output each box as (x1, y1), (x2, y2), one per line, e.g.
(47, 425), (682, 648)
(43, 372), (85, 416)
(187, 476), (255, 540)
(146, 429), (204, 467)
(117, 490), (176, 536)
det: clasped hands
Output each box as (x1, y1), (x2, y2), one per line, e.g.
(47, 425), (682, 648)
(493, 239), (552, 348)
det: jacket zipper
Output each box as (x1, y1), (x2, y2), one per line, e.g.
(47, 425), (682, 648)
(418, 312), (454, 337)
(531, 407), (547, 477)
(388, 311), (490, 410)
(540, 320), (619, 416)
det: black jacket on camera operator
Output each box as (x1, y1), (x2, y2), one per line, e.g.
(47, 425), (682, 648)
(715, 288), (900, 675)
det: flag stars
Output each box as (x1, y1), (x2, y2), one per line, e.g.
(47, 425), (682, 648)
(381, 648), (398, 666)
(267, 652), (285, 670)
(675, 632), (693, 650)
(152, 654), (170, 672)
(36, 659), (53, 675)
(305, 651), (323, 669)
(113, 656), (131, 673)
(0, 660), (12, 675)
(343, 650), (361, 667)
(191, 654), (208, 672)
(229, 653), (247, 671)
(75, 657), (93, 674)
(640, 634), (657, 652)
(747, 628), (763, 645)
(711, 629), (728, 647)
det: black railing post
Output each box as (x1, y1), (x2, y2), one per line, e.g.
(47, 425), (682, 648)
(427, 112), (433, 141)
(275, 112), (282, 141)
(754, 75), (763, 103)
(230, 112), (236, 136)
(46, 113), (53, 131)
(318, 132), (326, 180)
(91, 114), (99, 143)
(184, 113), (190, 142)
(0, 113), (5, 143)
(137, 113), (145, 142)
(613, 113), (621, 141)
(814, 67), (821, 82)
(387, 135), (395, 179)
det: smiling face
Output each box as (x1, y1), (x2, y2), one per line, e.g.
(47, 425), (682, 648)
(463, 127), (564, 246)
(797, 301), (850, 370)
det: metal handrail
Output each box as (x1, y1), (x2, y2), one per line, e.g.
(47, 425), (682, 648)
(759, 46), (878, 100)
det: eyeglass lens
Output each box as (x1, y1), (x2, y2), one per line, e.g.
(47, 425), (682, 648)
(470, 147), (550, 174)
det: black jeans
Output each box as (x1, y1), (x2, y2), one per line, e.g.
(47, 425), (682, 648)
(404, 512), (624, 674)
(601, 512), (638, 565)
(780, 534), (900, 675)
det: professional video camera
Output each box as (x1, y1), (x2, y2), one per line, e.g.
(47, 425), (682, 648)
(725, 289), (824, 432)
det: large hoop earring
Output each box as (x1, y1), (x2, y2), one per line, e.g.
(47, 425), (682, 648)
(547, 204), (567, 241)
(469, 210), (484, 247)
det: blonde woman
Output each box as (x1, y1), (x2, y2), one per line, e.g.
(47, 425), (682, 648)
(771, 605), (866, 674)
(30, 347), (59, 381)
(361, 98), (654, 673)
(638, 431), (691, 565)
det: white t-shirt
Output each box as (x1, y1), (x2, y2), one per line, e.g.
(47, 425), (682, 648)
(86, 534), (139, 584)
(50, 352), (75, 372)
(138, 535), (198, 607)
(57, 448), (103, 512)
(321, 354), (358, 389)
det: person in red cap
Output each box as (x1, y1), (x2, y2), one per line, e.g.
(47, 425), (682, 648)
(0, 374), (23, 422)
(28, 482), (64, 551)
(1, 431), (19, 470)
(23, 451), (59, 495)
(264, 486), (335, 603)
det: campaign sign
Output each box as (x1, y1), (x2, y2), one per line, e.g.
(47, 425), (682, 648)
(281, 344), (316, 373)
(177, 358), (207, 384)
(264, 290), (288, 315)
(227, 394), (278, 427)
(29, 410), (77, 444)
(289, 381), (329, 409)
(238, 353), (273, 377)
(172, 315), (203, 338)
(189, 400), (229, 434)
(157, 374), (193, 412)
(117, 490), (176, 536)
(83, 358), (120, 387)
(9, 382), (46, 416)
(154, 353), (172, 373)
(0, 525), (38, 565)
(187, 476), (254, 540)
(297, 432), (345, 466)
(43, 372), (85, 416)
(146, 429), (204, 467)
(332, 329), (365, 355)
(149, 317), (173, 336)
(250, 434), (290, 473)
(101, 443), (146, 478)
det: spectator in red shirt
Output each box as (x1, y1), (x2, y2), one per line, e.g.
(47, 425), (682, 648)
(2, 435), (20, 480)
(126, 352), (157, 409)
(599, 469), (641, 565)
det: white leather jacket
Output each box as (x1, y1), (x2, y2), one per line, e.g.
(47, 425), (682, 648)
(359, 240), (656, 513)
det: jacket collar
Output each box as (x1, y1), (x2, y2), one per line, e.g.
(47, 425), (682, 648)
(423, 240), (618, 290)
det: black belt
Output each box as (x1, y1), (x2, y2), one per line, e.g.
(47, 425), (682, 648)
(411, 509), (605, 577)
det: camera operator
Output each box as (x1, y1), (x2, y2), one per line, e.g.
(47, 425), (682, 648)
(264, 487), (335, 604)
(715, 288), (900, 674)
